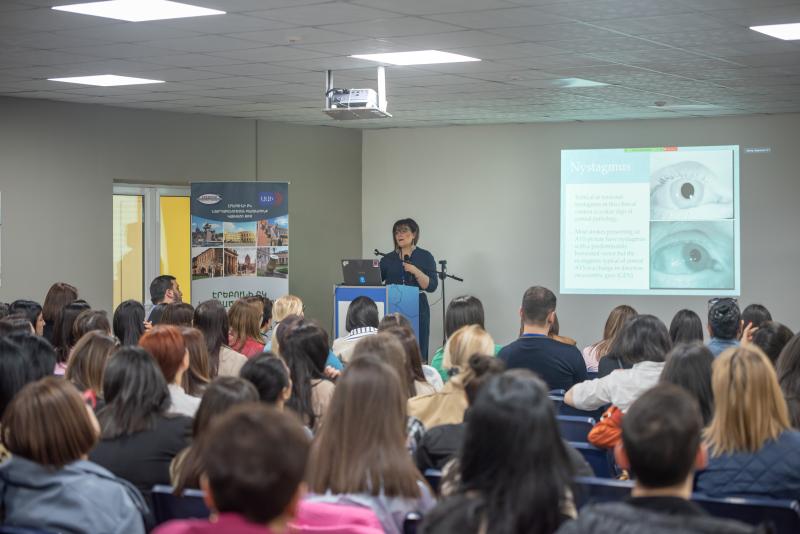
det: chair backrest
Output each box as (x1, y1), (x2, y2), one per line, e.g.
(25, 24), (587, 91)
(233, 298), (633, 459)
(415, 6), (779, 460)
(424, 469), (443, 494)
(693, 493), (800, 534)
(586, 372), (599, 381)
(573, 476), (633, 509)
(549, 389), (567, 397)
(569, 442), (615, 478)
(0, 528), (57, 534)
(403, 512), (422, 534)
(557, 415), (596, 442)
(151, 485), (210, 525)
(559, 403), (606, 421)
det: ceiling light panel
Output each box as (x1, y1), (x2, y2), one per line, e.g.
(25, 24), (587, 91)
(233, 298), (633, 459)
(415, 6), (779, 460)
(52, 0), (225, 22)
(48, 75), (165, 86)
(351, 50), (480, 65)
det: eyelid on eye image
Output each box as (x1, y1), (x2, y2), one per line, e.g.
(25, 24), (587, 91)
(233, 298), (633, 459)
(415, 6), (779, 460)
(650, 160), (734, 221)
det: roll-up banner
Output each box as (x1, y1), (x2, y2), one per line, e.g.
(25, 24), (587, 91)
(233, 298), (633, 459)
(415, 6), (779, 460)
(190, 182), (289, 308)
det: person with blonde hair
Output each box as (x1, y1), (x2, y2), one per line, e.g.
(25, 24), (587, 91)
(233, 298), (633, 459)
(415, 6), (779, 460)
(267, 295), (343, 372)
(695, 345), (800, 499)
(228, 299), (265, 358)
(582, 305), (637, 372)
(408, 325), (495, 427)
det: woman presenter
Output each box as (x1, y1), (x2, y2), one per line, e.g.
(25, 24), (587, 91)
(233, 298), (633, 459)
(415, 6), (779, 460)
(379, 218), (438, 360)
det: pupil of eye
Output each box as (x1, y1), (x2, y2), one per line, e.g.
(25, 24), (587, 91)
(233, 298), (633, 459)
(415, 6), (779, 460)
(681, 182), (695, 199)
(688, 248), (702, 263)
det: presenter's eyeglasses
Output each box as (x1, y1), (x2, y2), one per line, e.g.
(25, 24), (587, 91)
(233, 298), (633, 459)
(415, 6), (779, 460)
(394, 226), (412, 235)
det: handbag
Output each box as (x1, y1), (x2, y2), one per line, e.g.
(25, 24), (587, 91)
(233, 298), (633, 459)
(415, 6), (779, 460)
(587, 405), (623, 449)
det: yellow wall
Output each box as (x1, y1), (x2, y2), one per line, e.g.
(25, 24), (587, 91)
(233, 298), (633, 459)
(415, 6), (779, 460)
(112, 195), (143, 309)
(160, 196), (191, 303)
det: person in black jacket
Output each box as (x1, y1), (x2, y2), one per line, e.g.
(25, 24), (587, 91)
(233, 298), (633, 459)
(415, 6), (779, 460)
(556, 384), (764, 534)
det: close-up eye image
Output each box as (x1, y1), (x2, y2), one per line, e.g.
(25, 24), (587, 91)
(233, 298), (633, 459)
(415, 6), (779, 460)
(650, 153), (734, 221)
(650, 220), (734, 290)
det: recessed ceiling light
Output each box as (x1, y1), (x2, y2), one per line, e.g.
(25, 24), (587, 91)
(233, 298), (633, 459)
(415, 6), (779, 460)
(750, 23), (800, 40)
(551, 78), (607, 88)
(53, 0), (225, 22)
(48, 75), (165, 86)
(350, 50), (480, 66)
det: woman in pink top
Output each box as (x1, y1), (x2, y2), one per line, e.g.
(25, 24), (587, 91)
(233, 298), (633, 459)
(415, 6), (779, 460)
(581, 305), (636, 372)
(227, 299), (265, 358)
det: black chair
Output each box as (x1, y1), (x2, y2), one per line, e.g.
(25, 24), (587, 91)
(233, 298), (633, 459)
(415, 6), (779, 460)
(549, 389), (567, 397)
(573, 475), (633, 508)
(557, 415), (596, 442)
(424, 468), (443, 494)
(586, 372), (599, 381)
(151, 485), (210, 525)
(559, 403), (606, 421)
(693, 493), (800, 534)
(403, 512), (423, 534)
(569, 441), (615, 478)
(0, 528), (57, 534)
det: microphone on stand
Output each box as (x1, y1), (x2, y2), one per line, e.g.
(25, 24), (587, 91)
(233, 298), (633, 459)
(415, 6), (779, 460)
(404, 254), (411, 285)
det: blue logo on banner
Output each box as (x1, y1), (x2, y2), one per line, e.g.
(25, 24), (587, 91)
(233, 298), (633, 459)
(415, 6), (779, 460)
(359, 276), (366, 284)
(259, 192), (284, 207)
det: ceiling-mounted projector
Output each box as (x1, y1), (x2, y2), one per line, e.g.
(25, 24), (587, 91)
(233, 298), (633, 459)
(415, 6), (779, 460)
(324, 67), (391, 120)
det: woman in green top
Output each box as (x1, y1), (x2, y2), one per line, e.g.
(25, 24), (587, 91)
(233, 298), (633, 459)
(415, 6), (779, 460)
(431, 295), (500, 381)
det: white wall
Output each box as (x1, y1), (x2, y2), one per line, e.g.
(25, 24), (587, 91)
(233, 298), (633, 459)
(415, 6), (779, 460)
(362, 114), (800, 354)
(0, 96), (362, 333)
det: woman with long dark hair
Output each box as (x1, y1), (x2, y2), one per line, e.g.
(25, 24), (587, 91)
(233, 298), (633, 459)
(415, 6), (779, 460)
(89, 347), (191, 501)
(193, 299), (247, 378)
(41, 282), (78, 343)
(660, 342), (714, 425)
(52, 300), (91, 374)
(113, 300), (145, 346)
(423, 371), (575, 534)
(281, 320), (333, 432)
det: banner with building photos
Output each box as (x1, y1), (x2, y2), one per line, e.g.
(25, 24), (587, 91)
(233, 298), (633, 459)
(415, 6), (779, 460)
(190, 182), (288, 308)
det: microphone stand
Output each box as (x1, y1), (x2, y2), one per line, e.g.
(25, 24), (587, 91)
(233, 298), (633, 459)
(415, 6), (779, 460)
(437, 259), (463, 345)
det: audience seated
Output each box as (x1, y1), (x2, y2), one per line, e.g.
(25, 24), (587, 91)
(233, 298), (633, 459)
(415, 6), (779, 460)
(170, 376), (259, 493)
(409, 325), (494, 427)
(351, 333), (428, 454)
(752, 321), (793, 366)
(423, 371), (578, 534)
(65, 331), (119, 409)
(415, 355), (504, 473)
(148, 275), (182, 323)
(378, 312), (413, 331)
(556, 384), (760, 534)
(89, 347), (192, 501)
(565, 315), (671, 413)
(549, 314), (578, 346)
(282, 320), (335, 431)
(669, 308), (704, 345)
(696, 346), (800, 499)
(155, 404), (384, 534)
(41, 282), (78, 343)
(582, 305), (637, 373)
(741, 303), (772, 331)
(306, 356), (435, 533)
(243, 294), (273, 345)
(113, 299), (146, 346)
(239, 353), (292, 407)
(660, 343), (715, 425)
(227, 299), (266, 357)
(776, 333), (800, 429)
(0, 302), (9, 320)
(161, 303), (195, 327)
(0, 313), (35, 337)
(499, 286), (587, 391)
(179, 327), (211, 397)
(0, 338), (33, 420)
(52, 300), (91, 373)
(73, 309), (112, 339)
(382, 325), (437, 396)
(0, 377), (149, 533)
(268, 295), (343, 371)
(429, 296), (500, 381)
(140, 325), (200, 417)
(707, 298), (741, 357)
(7, 331), (57, 382)
(9, 299), (44, 336)
(193, 299), (247, 378)
(332, 296), (380, 363)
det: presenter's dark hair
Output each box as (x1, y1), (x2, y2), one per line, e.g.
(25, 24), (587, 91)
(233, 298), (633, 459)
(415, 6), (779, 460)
(8, 332), (57, 382)
(113, 300), (145, 346)
(194, 300), (229, 378)
(660, 343), (714, 425)
(612, 314), (671, 365)
(392, 218), (419, 248)
(150, 274), (176, 304)
(521, 286), (556, 326)
(742, 303), (772, 329)
(708, 298), (740, 340)
(9, 300), (42, 329)
(240, 353), (290, 404)
(345, 296), (379, 332)
(623, 384), (702, 487)
(445, 295), (485, 339)
(753, 321), (793, 366)
(460, 370), (573, 534)
(97, 346), (171, 439)
(669, 309), (704, 344)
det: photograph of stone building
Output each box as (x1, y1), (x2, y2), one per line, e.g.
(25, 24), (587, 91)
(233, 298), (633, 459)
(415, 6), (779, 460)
(223, 221), (256, 245)
(257, 246), (288, 278)
(257, 215), (288, 247)
(191, 216), (222, 246)
(225, 247), (256, 277)
(192, 247), (224, 279)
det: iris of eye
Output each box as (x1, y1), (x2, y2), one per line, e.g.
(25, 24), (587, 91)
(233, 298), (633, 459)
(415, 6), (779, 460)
(683, 243), (709, 272)
(681, 182), (695, 200)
